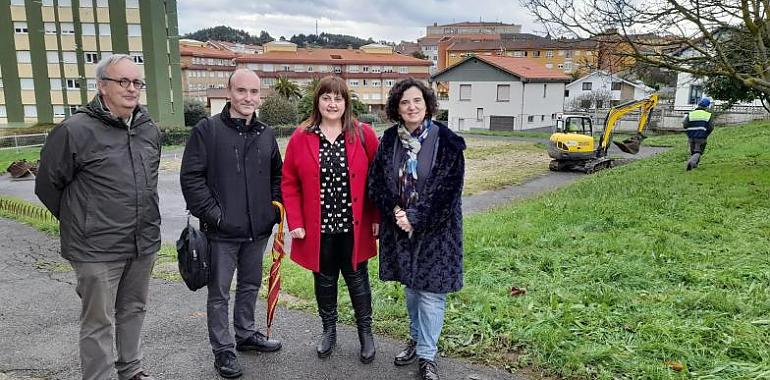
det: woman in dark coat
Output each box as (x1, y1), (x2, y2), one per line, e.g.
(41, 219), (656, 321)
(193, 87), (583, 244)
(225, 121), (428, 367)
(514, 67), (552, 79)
(282, 76), (380, 363)
(367, 78), (465, 380)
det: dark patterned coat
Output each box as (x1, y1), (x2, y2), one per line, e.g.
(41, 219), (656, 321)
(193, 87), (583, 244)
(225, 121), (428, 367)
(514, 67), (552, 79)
(368, 121), (466, 294)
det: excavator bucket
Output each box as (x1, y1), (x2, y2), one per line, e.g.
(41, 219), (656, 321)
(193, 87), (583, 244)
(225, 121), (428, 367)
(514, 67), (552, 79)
(614, 133), (646, 155)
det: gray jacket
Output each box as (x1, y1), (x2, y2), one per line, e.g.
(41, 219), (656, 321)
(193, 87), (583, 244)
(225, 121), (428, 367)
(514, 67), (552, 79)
(35, 96), (162, 262)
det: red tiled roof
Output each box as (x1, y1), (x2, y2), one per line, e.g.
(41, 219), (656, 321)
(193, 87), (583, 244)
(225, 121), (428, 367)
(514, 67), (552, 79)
(476, 56), (571, 80)
(179, 44), (237, 59)
(433, 55), (571, 81)
(236, 48), (432, 66)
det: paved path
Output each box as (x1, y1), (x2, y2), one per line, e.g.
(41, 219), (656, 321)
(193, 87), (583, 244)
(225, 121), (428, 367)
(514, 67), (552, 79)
(0, 218), (521, 380)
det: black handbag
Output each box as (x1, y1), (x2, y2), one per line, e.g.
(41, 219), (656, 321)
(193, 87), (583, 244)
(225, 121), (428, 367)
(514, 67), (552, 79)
(176, 215), (210, 291)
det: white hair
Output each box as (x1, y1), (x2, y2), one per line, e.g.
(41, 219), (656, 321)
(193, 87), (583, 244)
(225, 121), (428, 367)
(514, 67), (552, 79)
(95, 54), (134, 81)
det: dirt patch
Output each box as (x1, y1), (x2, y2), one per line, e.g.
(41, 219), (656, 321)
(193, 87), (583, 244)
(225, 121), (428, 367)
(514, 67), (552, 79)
(464, 138), (550, 195)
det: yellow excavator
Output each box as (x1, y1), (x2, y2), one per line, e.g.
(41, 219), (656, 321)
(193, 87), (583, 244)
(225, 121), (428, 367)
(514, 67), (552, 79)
(548, 93), (659, 173)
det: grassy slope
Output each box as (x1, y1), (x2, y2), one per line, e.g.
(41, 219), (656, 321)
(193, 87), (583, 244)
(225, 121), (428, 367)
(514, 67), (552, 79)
(456, 121), (770, 378)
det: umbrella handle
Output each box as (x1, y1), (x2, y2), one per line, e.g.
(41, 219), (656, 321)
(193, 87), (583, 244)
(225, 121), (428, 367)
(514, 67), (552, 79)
(272, 201), (285, 235)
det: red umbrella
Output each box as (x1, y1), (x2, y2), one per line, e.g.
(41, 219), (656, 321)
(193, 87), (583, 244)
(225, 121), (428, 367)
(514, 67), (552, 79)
(266, 201), (286, 338)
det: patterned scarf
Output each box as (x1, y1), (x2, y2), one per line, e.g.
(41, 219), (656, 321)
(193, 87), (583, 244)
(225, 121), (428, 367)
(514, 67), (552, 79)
(397, 119), (433, 208)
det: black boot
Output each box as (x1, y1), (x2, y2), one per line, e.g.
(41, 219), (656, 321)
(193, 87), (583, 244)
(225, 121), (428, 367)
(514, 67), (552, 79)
(314, 272), (338, 358)
(346, 264), (375, 364)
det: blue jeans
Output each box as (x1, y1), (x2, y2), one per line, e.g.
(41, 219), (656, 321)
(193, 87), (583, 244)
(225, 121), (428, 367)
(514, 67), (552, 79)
(405, 287), (447, 361)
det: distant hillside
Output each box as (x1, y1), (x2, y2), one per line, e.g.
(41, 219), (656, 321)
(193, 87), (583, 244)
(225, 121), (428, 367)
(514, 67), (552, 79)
(183, 26), (392, 49)
(182, 25), (274, 45)
(289, 33), (393, 49)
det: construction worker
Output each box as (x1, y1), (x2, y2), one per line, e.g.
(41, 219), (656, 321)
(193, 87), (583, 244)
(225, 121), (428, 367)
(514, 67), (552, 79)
(682, 97), (714, 170)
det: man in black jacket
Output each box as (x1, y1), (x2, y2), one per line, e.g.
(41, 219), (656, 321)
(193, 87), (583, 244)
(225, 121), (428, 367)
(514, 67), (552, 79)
(36, 55), (159, 380)
(180, 69), (283, 379)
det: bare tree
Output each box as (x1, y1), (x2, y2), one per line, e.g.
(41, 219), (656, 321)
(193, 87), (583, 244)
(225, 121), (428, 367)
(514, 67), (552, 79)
(520, 0), (770, 109)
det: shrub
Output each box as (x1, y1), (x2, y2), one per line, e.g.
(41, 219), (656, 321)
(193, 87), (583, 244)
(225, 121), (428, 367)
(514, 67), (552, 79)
(436, 109), (449, 122)
(259, 95), (298, 126)
(161, 127), (191, 146)
(356, 113), (381, 124)
(184, 99), (208, 127)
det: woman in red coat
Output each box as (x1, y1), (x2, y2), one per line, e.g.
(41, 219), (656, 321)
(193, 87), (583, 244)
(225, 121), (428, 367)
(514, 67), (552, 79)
(281, 75), (379, 363)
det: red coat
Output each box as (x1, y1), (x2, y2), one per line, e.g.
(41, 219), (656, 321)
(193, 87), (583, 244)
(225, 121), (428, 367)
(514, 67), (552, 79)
(281, 122), (380, 272)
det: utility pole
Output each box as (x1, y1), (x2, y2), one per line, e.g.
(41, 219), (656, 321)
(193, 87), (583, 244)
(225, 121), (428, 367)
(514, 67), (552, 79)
(316, 20), (318, 36)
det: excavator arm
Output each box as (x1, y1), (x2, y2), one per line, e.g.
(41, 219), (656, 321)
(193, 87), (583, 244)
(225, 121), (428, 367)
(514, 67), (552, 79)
(597, 93), (659, 157)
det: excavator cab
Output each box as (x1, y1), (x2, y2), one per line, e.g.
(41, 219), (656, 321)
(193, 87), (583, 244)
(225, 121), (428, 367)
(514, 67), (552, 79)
(548, 93), (659, 173)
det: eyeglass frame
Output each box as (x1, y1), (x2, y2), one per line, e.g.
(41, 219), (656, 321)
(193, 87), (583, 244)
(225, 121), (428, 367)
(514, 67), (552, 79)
(101, 77), (147, 90)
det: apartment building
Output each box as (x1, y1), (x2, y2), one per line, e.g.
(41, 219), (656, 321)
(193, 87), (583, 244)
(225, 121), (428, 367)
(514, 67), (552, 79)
(236, 41), (432, 110)
(418, 22), (521, 72)
(179, 40), (237, 103)
(443, 36), (598, 75)
(0, 0), (183, 127)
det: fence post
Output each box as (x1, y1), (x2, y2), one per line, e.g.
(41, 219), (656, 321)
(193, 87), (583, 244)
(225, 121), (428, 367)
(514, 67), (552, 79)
(14, 135), (19, 153)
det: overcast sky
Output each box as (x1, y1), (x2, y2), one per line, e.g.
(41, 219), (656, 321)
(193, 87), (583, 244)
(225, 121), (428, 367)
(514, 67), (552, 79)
(176, 0), (543, 43)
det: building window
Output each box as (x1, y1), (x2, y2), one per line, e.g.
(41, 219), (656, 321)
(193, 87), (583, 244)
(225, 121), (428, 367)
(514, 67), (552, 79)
(82, 23), (96, 36)
(24, 106), (38, 118)
(14, 22), (28, 34)
(399, 66), (409, 74)
(60, 23), (75, 34)
(282, 65), (291, 72)
(384, 80), (395, 87)
(611, 81), (622, 91)
(10, 0), (24, 5)
(98, 24), (111, 36)
(87, 79), (97, 90)
(362, 79), (368, 86)
(596, 100), (604, 108)
(527, 115), (534, 123)
(543, 83), (547, 98)
(66, 79), (80, 89)
(476, 108), (483, 122)
(371, 80), (381, 87)
(564, 90), (570, 97)
(541, 115), (546, 121)
(531, 51), (541, 58)
(262, 78), (275, 87)
(383, 66), (394, 73)
(557, 63), (564, 70)
(688, 85), (703, 105)
(564, 62), (573, 71)
(62, 52), (77, 63)
(53, 106), (66, 117)
(307, 66), (313, 72)
(80, 0), (93, 6)
(294, 64), (304, 72)
(131, 53), (144, 64)
(496, 84), (510, 101)
(44, 23), (58, 34)
(50, 79), (62, 89)
(349, 80), (359, 87)
(582, 82), (592, 91)
(128, 25), (142, 37)
(17, 51), (32, 63)
(362, 66), (370, 73)
(85, 52), (99, 64)
(126, 0), (139, 7)
(348, 65), (359, 73)
(545, 51), (554, 58)
(20, 79), (35, 90)
(59, 0), (72, 5)
(512, 51), (524, 57)
(0, 106), (6, 118)
(371, 66), (381, 73)
(459, 84), (471, 100)
(96, 0), (108, 7)
(565, 50), (573, 58)
(545, 63), (553, 69)
(69, 105), (79, 114)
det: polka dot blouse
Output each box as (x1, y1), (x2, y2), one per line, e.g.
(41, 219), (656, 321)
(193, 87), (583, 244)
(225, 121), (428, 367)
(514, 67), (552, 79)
(313, 126), (353, 234)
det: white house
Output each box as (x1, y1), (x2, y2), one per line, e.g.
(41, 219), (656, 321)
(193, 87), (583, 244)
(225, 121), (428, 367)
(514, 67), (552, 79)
(565, 71), (654, 109)
(673, 71), (766, 111)
(430, 55), (571, 131)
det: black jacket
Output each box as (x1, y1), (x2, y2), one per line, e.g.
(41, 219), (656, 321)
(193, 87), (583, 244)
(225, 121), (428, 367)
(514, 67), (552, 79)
(180, 103), (282, 242)
(35, 96), (162, 262)
(368, 121), (466, 293)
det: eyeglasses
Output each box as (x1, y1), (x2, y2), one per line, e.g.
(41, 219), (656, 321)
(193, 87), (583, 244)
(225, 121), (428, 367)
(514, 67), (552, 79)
(102, 77), (146, 89)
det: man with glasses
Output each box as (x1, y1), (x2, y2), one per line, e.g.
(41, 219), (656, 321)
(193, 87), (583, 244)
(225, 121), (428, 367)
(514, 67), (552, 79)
(36, 54), (160, 380)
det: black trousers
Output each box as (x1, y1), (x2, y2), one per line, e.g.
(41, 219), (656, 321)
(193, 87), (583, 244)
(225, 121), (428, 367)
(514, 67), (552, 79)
(689, 137), (708, 155)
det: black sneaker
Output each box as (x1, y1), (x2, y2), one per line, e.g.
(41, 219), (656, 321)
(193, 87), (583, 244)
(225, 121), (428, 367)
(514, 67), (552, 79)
(394, 339), (417, 366)
(419, 358), (439, 380)
(214, 351), (242, 379)
(236, 331), (282, 352)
